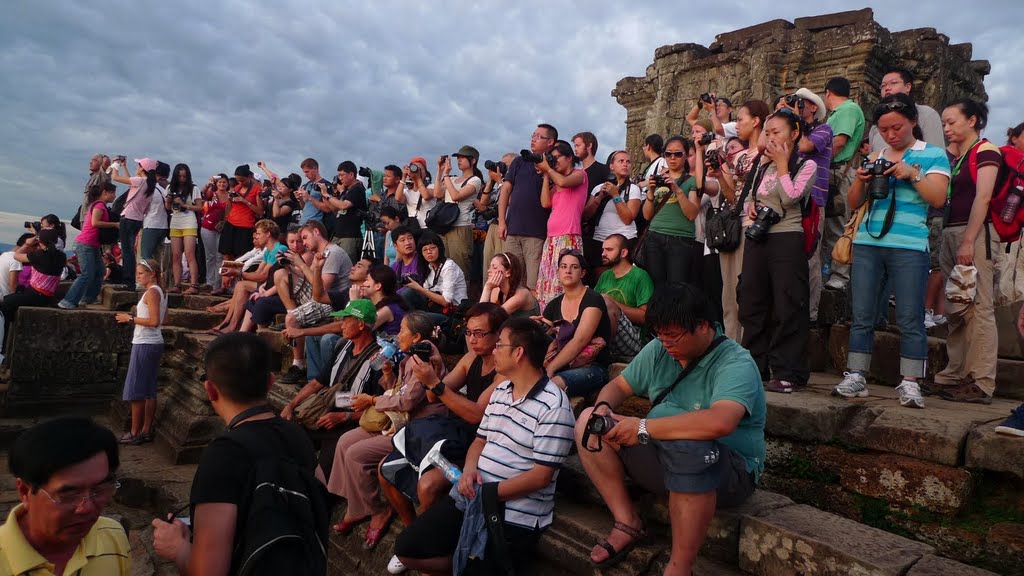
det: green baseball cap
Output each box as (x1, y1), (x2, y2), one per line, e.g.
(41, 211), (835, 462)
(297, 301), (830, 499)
(453, 145), (479, 161)
(331, 299), (377, 325)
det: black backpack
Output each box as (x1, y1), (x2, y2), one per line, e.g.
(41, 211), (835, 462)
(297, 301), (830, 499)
(223, 416), (329, 576)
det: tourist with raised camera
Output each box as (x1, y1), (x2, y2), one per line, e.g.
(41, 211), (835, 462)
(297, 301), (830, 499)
(399, 156), (435, 229)
(433, 147), (484, 276)
(111, 157), (158, 281)
(641, 136), (702, 286)
(165, 163), (203, 295)
(638, 134), (667, 193)
(59, 183), (119, 310)
(536, 140), (589, 308)
(737, 108), (818, 393)
(583, 150), (643, 278)
(217, 164), (264, 264)
(326, 312), (446, 550)
(479, 153), (514, 273)
(821, 77), (866, 292)
(832, 93), (950, 408)
(687, 92), (737, 139)
(574, 282), (764, 574)
(498, 124), (558, 290)
(79, 154), (111, 225)
(928, 99), (1001, 404)
(480, 251), (540, 318)
(327, 161), (368, 264)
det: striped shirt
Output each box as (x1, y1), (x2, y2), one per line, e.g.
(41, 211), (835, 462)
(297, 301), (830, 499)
(853, 140), (950, 253)
(475, 378), (574, 529)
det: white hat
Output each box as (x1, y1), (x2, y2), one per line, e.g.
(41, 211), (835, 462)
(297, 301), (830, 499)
(795, 88), (827, 122)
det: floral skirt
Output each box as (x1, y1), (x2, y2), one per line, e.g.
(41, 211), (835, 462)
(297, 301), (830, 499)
(537, 234), (582, 310)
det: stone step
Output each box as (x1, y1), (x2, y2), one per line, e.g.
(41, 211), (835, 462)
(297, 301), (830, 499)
(160, 308), (222, 331)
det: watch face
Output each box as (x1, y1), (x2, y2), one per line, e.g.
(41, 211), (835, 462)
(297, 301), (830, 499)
(431, 383), (445, 396)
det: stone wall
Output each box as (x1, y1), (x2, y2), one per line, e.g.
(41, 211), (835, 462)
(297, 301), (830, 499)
(613, 8), (990, 162)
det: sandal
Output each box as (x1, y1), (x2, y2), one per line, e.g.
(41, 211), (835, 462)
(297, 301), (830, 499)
(167, 284), (182, 294)
(138, 432), (155, 444)
(332, 515), (369, 536)
(363, 512), (395, 550)
(590, 521), (647, 568)
(183, 284), (199, 295)
(118, 433), (137, 445)
(205, 327), (226, 336)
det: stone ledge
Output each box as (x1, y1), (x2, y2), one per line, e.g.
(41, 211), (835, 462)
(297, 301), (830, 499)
(906, 554), (999, 576)
(964, 427), (1024, 479)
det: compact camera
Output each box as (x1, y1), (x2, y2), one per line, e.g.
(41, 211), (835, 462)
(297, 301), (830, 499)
(862, 157), (896, 200)
(650, 174), (669, 188)
(745, 204), (782, 243)
(699, 92), (714, 105)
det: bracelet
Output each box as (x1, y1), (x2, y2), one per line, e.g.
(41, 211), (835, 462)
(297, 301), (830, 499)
(612, 196), (623, 204)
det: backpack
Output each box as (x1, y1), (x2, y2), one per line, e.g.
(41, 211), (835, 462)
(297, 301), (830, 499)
(800, 194), (821, 259)
(224, 416), (329, 576)
(966, 141), (1024, 243)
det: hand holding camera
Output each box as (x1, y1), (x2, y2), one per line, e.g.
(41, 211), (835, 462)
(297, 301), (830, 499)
(699, 92), (716, 110)
(860, 157), (897, 200)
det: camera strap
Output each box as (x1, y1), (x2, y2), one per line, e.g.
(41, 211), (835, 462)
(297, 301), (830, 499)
(582, 401), (615, 453)
(733, 153), (765, 214)
(652, 335), (727, 407)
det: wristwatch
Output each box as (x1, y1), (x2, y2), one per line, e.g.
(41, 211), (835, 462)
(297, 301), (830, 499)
(430, 382), (446, 397)
(637, 419), (650, 445)
(912, 164), (923, 183)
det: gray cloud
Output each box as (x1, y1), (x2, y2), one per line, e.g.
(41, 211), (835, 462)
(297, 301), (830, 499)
(1, 1), (1022, 244)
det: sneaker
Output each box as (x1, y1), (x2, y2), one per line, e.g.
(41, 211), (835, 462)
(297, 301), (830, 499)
(57, 300), (76, 310)
(832, 371), (868, 398)
(937, 381), (993, 405)
(895, 379), (925, 409)
(825, 277), (847, 290)
(765, 379), (796, 393)
(924, 310), (936, 329)
(277, 365), (307, 385)
(931, 314), (947, 326)
(995, 404), (1024, 437)
(387, 555), (407, 574)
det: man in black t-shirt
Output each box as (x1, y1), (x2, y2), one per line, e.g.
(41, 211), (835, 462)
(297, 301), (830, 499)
(574, 131), (609, 196)
(151, 333), (325, 575)
(328, 161), (368, 265)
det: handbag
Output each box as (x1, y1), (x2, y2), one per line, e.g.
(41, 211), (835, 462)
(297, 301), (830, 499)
(543, 319), (606, 369)
(425, 201), (460, 234)
(706, 156), (765, 253)
(359, 405), (392, 434)
(831, 203), (867, 266)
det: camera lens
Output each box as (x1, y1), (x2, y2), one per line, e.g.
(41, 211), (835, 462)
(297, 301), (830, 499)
(410, 164), (419, 173)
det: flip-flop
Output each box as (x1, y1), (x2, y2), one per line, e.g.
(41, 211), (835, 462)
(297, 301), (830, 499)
(590, 521), (646, 568)
(363, 513), (395, 550)
(117, 433), (137, 445)
(205, 327), (226, 336)
(332, 515), (369, 536)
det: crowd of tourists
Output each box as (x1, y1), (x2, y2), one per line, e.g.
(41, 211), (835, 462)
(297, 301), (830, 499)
(4, 66), (1024, 576)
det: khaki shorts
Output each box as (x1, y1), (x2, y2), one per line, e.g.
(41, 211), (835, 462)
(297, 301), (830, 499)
(169, 228), (198, 238)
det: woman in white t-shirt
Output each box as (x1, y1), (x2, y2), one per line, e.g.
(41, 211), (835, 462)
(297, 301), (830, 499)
(165, 163), (202, 294)
(583, 150), (642, 277)
(140, 164), (169, 262)
(398, 157), (435, 228)
(432, 146), (484, 276)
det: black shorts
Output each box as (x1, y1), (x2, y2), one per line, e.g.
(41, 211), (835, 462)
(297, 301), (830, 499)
(395, 495), (540, 573)
(620, 440), (755, 509)
(245, 294), (286, 326)
(218, 223), (254, 256)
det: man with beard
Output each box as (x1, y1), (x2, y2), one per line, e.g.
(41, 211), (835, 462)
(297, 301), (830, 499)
(594, 234), (654, 362)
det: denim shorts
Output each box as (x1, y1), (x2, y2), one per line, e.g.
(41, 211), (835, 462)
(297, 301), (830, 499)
(621, 440), (755, 507)
(555, 363), (608, 397)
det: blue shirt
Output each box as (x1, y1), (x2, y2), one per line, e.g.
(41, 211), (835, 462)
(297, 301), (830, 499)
(262, 242), (287, 265)
(298, 178), (330, 225)
(853, 141), (951, 253)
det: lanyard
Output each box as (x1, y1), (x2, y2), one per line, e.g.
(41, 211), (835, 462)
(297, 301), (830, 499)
(944, 138), (981, 224)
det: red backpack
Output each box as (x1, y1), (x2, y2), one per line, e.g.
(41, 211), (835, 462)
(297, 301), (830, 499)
(966, 141), (1024, 243)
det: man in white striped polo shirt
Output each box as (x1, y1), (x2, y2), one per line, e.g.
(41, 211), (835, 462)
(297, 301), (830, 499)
(395, 317), (574, 575)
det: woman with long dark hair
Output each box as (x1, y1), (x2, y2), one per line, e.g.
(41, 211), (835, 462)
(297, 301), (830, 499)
(199, 174), (230, 290)
(166, 163), (202, 294)
(111, 157), (158, 281)
(536, 139), (588, 308)
(641, 135), (702, 286)
(480, 251), (540, 318)
(358, 264), (407, 336)
(60, 183), (119, 309)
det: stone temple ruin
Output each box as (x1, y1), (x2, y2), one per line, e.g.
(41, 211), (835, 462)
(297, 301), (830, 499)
(613, 8), (991, 161)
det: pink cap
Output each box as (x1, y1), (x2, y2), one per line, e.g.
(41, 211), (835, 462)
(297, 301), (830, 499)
(134, 157), (157, 172)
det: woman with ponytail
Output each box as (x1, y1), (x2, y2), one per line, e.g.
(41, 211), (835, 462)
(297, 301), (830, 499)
(112, 157), (159, 283)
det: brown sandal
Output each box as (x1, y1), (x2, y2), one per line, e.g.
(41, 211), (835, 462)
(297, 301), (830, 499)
(183, 283), (199, 295)
(590, 521), (646, 567)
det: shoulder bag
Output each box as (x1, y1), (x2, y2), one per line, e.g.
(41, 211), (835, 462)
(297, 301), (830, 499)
(706, 155), (766, 253)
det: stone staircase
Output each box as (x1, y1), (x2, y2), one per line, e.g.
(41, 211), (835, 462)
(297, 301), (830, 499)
(2, 285), (1022, 574)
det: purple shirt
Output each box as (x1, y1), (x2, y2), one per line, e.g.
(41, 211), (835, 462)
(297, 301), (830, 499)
(800, 122), (833, 208)
(504, 156), (550, 239)
(392, 258), (422, 280)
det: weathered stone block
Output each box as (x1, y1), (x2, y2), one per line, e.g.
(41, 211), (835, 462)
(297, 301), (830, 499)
(699, 490), (794, 565)
(964, 427), (1024, 478)
(996, 357), (1024, 401)
(841, 407), (973, 467)
(815, 446), (972, 514)
(739, 504), (934, 575)
(906, 554), (999, 576)
(163, 309), (220, 330)
(765, 391), (861, 443)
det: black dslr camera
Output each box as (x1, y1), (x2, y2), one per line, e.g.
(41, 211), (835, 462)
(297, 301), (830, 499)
(520, 149), (555, 166)
(650, 174), (669, 188)
(745, 204), (782, 243)
(358, 166), (372, 179)
(706, 151), (722, 170)
(699, 132), (716, 146)
(862, 157), (895, 200)
(581, 404), (619, 453)
(699, 92), (714, 105)
(409, 341), (432, 362)
(484, 160), (507, 176)
(400, 273), (419, 286)
(784, 94), (806, 111)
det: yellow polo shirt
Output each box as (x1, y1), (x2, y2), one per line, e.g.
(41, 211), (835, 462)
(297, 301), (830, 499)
(0, 505), (130, 576)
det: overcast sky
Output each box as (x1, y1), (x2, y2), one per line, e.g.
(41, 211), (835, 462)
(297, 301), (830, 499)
(1, 1), (1021, 245)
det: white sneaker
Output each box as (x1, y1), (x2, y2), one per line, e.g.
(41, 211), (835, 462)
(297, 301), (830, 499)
(832, 371), (868, 398)
(387, 555), (407, 574)
(896, 379), (925, 409)
(825, 277), (847, 290)
(924, 310), (936, 329)
(57, 300), (76, 310)
(932, 314), (947, 326)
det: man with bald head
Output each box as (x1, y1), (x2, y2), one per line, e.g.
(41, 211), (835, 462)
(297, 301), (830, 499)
(80, 154), (111, 224)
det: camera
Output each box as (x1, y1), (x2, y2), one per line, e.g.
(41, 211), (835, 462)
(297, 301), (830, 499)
(699, 132), (716, 146)
(585, 412), (618, 437)
(784, 94), (805, 111)
(520, 149), (555, 166)
(410, 341), (432, 362)
(409, 164), (420, 174)
(358, 166), (372, 179)
(400, 273), (419, 286)
(745, 204), (782, 243)
(706, 152), (722, 170)
(439, 155), (449, 164)
(229, 191), (241, 199)
(484, 160), (508, 176)
(650, 174), (669, 188)
(861, 157), (895, 200)
(605, 173), (618, 184)
(699, 92), (714, 105)
(24, 221), (40, 231)
(277, 256), (291, 266)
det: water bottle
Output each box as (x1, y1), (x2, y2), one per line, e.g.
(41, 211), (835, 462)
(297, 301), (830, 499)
(370, 337), (400, 370)
(1000, 185), (1023, 223)
(426, 450), (462, 484)
(821, 260), (831, 282)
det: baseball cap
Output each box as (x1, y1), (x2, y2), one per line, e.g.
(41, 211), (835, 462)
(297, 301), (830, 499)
(134, 157), (157, 172)
(453, 145), (480, 161)
(331, 298), (377, 325)
(409, 156), (428, 171)
(795, 88), (827, 122)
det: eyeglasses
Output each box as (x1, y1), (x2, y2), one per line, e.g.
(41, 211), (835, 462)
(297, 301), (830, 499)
(466, 330), (494, 340)
(40, 480), (120, 510)
(494, 342), (517, 350)
(655, 330), (689, 347)
(663, 151), (686, 158)
(531, 133), (552, 141)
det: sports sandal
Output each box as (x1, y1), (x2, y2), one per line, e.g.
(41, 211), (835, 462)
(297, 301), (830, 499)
(590, 521), (647, 567)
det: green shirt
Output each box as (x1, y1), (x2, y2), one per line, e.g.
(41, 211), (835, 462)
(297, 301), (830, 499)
(827, 99), (866, 164)
(622, 327), (766, 480)
(649, 175), (697, 237)
(594, 265), (654, 310)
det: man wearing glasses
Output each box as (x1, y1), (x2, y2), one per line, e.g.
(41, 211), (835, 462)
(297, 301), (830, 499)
(574, 282), (764, 574)
(3, 417), (130, 575)
(498, 123), (559, 291)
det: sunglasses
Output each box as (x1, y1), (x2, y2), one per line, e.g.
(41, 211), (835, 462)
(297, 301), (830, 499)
(874, 101), (910, 116)
(771, 107), (801, 121)
(663, 151), (686, 158)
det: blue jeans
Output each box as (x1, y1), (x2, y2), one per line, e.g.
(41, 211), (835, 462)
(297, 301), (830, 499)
(119, 218), (143, 280)
(140, 228), (167, 260)
(62, 243), (103, 306)
(305, 333), (341, 381)
(848, 244), (929, 378)
(556, 363), (608, 397)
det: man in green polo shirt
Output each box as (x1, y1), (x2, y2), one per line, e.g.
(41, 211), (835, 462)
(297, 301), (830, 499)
(822, 77), (866, 291)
